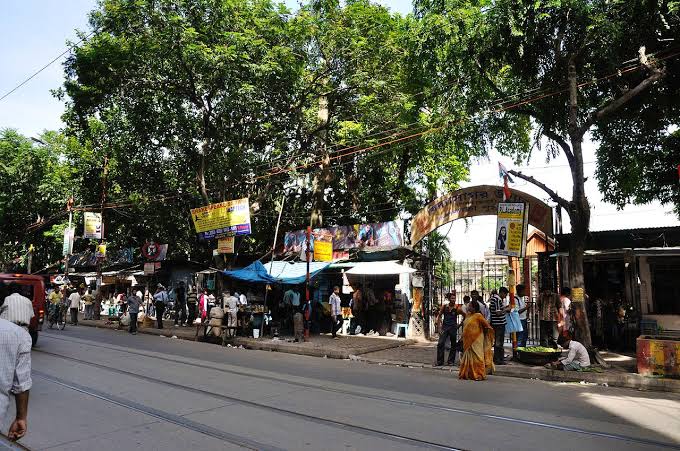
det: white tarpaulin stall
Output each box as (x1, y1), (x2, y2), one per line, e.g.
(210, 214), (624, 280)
(345, 261), (416, 275)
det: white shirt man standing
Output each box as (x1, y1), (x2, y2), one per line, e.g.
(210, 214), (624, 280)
(329, 286), (342, 339)
(68, 288), (82, 326)
(0, 318), (32, 441)
(0, 284), (34, 328)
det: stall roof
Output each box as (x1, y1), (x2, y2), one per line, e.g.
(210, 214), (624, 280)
(264, 261), (330, 285)
(224, 260), (330, 285)
(345, 261), (416, 275)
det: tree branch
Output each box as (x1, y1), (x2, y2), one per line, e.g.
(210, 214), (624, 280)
(578, 52), (666, 136)
(513, 107), (575, 166)
(508, 169), (569, 210)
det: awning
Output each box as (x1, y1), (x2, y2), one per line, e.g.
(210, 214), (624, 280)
(345, 261), (416, 275)
(264, 261), (330, 285)
(223, 261), (279, 284)
(223, 260), (330, 285)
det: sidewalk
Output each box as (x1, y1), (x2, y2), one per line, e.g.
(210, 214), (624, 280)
(76, 317), (414, 359)
(358, 342), (680, 393)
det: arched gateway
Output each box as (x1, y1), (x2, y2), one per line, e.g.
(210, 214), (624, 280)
(410, 185), (553, 245)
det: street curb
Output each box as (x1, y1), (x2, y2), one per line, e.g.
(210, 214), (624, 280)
(355, 356), (680, 393)
(76, 320), (414, 359)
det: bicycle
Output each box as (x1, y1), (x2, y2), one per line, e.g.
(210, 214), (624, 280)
(48, 303), (67, 330)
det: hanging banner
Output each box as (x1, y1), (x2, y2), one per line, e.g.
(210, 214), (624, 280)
(95, 243), (107, 259)
(190, 198), (251, 240)
(217, 236), (235, 254)
(83, 212), (102, 239)
(411, 185), (552, 245)
(283, 220), (404, 254)
(495, 202), (529, 257)
(62, 227), (74, 256)
(313, 240), (333, 262)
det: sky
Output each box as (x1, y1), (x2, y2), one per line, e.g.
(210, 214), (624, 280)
(1, 0), (677, 260)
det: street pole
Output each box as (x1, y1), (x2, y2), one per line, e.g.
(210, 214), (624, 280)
(65, 196), (73, 278)
(27, 245), (34, 274)
(304, 225), (311, 341)
(262, 194), (286, 339)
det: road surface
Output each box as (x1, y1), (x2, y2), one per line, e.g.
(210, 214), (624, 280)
(6, 326), (680, 450)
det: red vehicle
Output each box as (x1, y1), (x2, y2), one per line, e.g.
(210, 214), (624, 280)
(0, 274), (46, 346)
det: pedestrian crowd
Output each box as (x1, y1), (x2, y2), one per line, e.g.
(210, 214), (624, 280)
(435, 285), (590, 381)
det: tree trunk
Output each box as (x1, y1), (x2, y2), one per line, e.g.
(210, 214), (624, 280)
(197, 140), (210, 204)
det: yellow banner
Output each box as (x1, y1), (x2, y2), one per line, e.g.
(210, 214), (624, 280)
(190, 198), (251, 239)
(83, 212), (102, 239)
(495, 203), (528, 257)
(314, 240), (333, 262)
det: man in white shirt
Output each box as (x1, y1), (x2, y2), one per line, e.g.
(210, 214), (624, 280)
(68, 288), (82, 325)
(0, 318), (32, 441)
(223, 291), (238, 327)
(329, 286), (342, 339)
(547, 332), (591, 371)
(238, 292), (248, 306)
(559, 287), (572, 335)
(1, 284), (34, 329)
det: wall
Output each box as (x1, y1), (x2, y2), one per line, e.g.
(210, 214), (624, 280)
(638, 256), (653, 314)
(643, 314), (680, 331)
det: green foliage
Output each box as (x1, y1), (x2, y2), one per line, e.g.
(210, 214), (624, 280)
(56, 0), (475, 260)
(0, 130), (85, 271)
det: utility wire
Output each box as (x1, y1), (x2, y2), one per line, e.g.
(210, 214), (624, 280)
(0, 31), (94, 103)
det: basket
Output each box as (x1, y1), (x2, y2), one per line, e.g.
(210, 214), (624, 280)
(516, 349), (562, 366)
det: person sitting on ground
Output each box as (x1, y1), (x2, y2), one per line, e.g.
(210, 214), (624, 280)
(546, 332), (591, 371)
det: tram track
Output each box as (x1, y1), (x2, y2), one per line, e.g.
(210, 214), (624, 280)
(34, 343), (463, 450)
(37, 333), (680, 450)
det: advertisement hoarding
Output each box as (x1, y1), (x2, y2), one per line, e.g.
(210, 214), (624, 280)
(495, 202), (529, 258)
(190, 198), (251, 240)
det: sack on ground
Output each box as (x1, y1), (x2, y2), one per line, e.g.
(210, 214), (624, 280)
(210, 307), (225, 319)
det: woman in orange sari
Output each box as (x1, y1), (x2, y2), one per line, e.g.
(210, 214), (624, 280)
(458, 300), (495, 380)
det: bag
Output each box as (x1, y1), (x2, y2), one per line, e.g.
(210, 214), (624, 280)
(505, 311), (524, 333)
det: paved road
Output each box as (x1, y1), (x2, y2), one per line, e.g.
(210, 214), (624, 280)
(7, 326), (680, 450)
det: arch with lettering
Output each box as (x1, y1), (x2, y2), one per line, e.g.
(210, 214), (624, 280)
(410, 185), (553, 245)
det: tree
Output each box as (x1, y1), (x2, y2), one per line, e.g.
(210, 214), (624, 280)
(60, 0), (476, 260)
(415, 0), (679, 347)
(0, 130), (84, 271)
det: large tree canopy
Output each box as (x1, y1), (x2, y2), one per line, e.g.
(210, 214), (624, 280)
(58, 0), (474, 263)
(414, 0), (679, 346)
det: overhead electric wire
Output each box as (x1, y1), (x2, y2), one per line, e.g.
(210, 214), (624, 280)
(0, 31), (94, 103)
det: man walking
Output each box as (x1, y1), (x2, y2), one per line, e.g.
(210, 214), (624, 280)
(127, 291), (143, 335)
(174, 281), (187, 326)
(435, 293), (458, 366)
(329, 286), (342, 339)
(153, 284), (169, 329)
(0, 284), (34, 330)
(68, 287), (82, 325)
(0, 318), (32, 441)
(490, 287), (511, 365)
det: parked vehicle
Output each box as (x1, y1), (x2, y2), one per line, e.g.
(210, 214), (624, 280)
(0, 273), (47, 346)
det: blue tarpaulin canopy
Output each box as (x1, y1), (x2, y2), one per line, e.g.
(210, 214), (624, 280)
(223, 260), (330, 285)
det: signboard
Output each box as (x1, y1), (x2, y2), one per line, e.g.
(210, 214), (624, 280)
(495, 203), (529, 257)
(217, 236), (235, 254)
(83, 212), (102, 239)
(283, 221), (404, 254)
(411, 185), (552, 245)
(142, 242), (168, 261)
(62, 227), (74, 256)
(313, 240), (333, 262)
(95, 244), (107, 259)
(144, 262), (155, 275)
(190, 198), (251, 240)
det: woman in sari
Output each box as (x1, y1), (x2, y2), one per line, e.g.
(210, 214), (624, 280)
(458, 300), (495, 381)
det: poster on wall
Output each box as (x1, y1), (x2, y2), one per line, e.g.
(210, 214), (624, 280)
(283, 220), (404, 255)
(313, 240), (333, 262)
(217, 236), (235, 254)
(495, 202), (529, 257)
(190, 198), (251, 240)
(83, 212), (102, 239)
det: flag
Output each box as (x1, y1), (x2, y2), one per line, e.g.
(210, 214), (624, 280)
(499, 162), (513, 200)
(498, 162), (514, 183)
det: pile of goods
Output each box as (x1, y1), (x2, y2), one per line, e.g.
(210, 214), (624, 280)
(515, 346), (562, 365)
